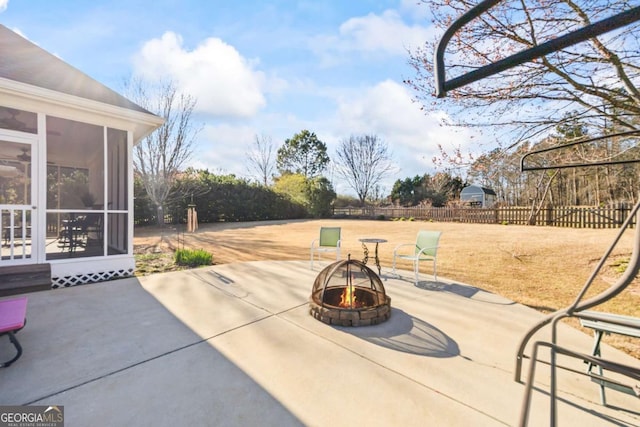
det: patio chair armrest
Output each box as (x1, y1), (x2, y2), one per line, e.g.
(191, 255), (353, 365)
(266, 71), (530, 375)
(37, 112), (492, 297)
(393, 243), (415, 256)
(416, 245), (439, 256)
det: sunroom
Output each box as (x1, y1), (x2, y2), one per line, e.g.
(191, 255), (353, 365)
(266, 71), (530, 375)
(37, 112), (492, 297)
(0, 25), (163, 291)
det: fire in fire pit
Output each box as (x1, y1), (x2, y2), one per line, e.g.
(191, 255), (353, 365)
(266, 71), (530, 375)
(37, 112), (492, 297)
(309, 256), (391, 326)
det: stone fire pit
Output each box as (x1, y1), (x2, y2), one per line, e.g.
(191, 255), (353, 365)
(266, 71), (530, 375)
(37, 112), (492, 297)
(309, 257), (391, 326)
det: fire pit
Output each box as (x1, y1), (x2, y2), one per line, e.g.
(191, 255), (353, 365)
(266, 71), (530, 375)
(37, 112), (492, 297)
(309, 256), (391, 326)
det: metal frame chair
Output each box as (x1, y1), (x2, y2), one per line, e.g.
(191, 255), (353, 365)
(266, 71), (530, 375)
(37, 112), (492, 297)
(392, 230), (441, 284)
(310, 227), (341, 269)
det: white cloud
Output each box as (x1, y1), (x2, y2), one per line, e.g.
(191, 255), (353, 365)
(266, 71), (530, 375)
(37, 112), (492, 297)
(339, 10), (432, 54)
(190, 111), (323, 182)
(132, 31), (267, 118)
(311, 9), (434, 63)
(399, 0), (431, 19)
(331, 80), (479, 178)
(0, 0), (8, 13)
(190, 123), (255, 177)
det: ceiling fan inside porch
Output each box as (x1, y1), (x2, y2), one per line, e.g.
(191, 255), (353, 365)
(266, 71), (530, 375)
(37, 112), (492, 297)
(0, 107), (60, 135)
(0, 108), (30, 131)
(14, 148), (56, 165)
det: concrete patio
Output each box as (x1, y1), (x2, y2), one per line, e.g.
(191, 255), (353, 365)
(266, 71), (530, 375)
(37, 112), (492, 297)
(1, 260), (638, 426)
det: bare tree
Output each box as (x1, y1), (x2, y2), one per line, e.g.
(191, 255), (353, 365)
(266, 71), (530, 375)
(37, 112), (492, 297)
(334, 134), (395, 206)
(406, 0), (640, 146)
(126, 79), (200, 225)
(246, 134), (276, 186)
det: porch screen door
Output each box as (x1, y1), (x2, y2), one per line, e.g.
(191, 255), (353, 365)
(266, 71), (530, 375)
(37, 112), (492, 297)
(0, 134), (37, 263)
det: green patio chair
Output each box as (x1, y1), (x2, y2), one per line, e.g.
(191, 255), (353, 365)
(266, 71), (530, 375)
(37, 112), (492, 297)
(392, 230), (442, 284)
(310, 227), (341, 269)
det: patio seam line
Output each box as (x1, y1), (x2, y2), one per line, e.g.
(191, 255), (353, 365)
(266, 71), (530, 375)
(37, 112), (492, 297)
(273, 308), (512, 426)
(23, 339), (210, 405)
(189, 267), (311, 315)
(23, 311), (277, 406)
(23, 296), (310, 406)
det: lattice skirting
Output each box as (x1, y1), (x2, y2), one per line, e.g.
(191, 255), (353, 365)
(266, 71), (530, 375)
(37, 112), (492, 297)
(52, 268), (134, 288)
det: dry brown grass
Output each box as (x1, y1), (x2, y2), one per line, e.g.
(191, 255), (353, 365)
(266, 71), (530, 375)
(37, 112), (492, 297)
(134, 218), (639, 357)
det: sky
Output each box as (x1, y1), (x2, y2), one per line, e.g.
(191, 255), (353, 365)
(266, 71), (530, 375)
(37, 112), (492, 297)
(0, 0), (481, 196)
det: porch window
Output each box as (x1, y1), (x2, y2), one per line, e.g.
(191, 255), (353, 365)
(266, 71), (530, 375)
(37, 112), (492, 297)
(46, 116), (129, 259)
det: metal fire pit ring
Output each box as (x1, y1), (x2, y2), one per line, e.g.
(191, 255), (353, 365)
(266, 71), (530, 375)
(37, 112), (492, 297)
(309, 257), (391, 327)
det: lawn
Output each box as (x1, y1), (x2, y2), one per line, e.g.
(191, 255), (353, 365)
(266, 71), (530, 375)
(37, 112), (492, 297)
(134, 218), (639, 357)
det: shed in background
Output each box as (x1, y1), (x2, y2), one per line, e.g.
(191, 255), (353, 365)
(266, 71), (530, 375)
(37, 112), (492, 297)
(460, 185), (497, 208)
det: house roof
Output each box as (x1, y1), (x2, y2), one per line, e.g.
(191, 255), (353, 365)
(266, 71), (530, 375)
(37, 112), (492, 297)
(481, 187), (496, 196)
(461, 185), (497, 196)
(0, 25), (150, 115)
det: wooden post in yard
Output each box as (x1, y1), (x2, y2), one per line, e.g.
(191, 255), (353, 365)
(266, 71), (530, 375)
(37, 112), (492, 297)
(187, 204), (198, 233)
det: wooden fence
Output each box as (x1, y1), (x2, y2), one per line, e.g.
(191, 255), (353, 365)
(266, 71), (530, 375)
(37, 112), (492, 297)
(333, 205), (635, 229)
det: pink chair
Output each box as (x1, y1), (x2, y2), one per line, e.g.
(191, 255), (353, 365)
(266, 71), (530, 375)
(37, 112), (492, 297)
(0, 296), (28, 367)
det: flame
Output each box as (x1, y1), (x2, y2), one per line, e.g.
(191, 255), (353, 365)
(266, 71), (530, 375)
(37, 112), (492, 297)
(339, 285), (356, 308)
